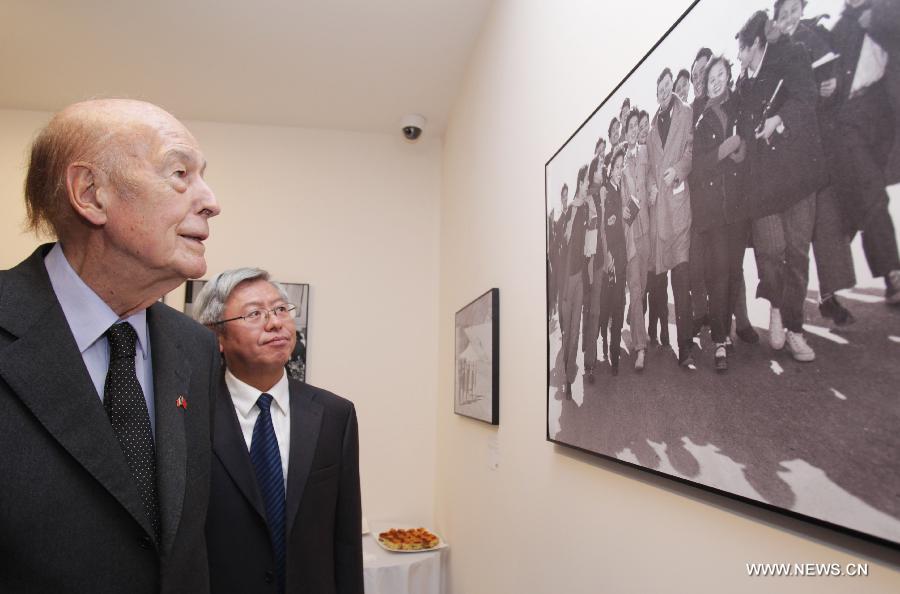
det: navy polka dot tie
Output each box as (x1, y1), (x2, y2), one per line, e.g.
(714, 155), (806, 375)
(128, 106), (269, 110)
(103, 322), (160, 542)
(250, 393), (286, 594)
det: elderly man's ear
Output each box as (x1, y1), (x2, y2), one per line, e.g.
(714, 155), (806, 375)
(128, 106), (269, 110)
(66, 162), (110, 226)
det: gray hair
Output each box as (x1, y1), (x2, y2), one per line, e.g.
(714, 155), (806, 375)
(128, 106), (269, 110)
(191, 267), (290, 330)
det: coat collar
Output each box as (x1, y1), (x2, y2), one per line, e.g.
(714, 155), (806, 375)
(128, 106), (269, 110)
(650, 97), (690, 160)
(0, 244), (185, 549)
(147, 301), (192, 553)
(213, 373), (266, 519)
(285, 379), (323, 536)
(213, 375), (324, 537)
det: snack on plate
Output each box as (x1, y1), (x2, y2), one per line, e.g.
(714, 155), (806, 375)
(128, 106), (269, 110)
(378, 527), (439, 551)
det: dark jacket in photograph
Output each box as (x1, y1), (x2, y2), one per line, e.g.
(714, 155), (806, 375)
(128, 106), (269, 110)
(691, 94), (748, 232)
(735, 38), (826, 219)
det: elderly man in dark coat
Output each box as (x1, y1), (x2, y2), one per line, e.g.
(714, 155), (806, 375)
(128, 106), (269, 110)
(558, 166), (590, 398)
(0, 99), (222, 593)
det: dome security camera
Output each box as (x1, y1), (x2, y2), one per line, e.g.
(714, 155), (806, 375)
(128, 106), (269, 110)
(400, 114), (426, 142)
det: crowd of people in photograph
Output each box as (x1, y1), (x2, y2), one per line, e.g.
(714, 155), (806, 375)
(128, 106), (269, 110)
(548, 0), (900, 397)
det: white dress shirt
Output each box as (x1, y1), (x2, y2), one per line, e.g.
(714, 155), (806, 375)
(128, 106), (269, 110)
(44, 243), (156, 435)
(225, 369), (291, 488)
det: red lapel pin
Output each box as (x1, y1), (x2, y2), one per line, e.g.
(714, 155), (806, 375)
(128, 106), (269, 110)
(176, 395), (188, 409)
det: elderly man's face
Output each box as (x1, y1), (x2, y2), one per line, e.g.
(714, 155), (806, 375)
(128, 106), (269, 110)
(104, 112), (220, 284)
(217, 279), (297, 377)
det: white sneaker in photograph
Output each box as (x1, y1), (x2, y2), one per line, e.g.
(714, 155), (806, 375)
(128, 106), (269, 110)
(768, 307), (786, 350)
(786, 330), (815, 362)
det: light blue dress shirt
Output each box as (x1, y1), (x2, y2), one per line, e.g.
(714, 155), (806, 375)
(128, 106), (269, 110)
(44, 243), (156, 436)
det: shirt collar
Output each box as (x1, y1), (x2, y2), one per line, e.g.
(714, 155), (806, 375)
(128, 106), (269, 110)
(659, 97), (674, 120)
(748, 43), (768, 79)
(44, 243), (149, 359)
(225, 368), (290, 418)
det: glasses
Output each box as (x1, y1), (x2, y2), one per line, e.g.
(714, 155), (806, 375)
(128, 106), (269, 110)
(215, 303), (297, 326)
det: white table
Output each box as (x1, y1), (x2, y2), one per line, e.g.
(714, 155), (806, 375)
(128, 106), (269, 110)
(362, 533), (448, 594)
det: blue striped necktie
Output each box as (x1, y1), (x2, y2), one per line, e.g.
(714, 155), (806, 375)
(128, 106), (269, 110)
(250, 393), (286, 593)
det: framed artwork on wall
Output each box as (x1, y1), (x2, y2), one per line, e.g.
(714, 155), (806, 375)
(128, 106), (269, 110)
(545, 0), (900, 548)
(185, 279), (311, 382)
(455, 288), (499, 425)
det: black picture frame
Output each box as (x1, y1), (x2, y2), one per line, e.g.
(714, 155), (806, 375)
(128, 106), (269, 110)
(184, 279), (311, 382)
(455, 288), (499, 425)
(544, 0), (900, 550)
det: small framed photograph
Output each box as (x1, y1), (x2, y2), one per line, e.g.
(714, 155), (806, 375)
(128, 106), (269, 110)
(454, 288), (499, 425)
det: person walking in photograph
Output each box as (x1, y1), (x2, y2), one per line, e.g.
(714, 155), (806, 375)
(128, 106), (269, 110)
(690, 55), (752, 371)
(647, 67), (696, 368)
(598, 149), (629, 375)
(622, 109), (656, 372)
(735, 10), (825, 361)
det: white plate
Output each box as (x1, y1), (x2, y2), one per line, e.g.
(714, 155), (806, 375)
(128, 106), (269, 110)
(371, 526), (447, 554)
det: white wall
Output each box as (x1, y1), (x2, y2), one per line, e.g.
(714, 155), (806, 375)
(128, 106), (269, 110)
(435, 1), (900, 593)
(0, 108), (441, 528)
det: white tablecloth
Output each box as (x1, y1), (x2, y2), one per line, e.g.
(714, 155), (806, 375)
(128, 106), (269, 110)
(362, 534), (447, 594)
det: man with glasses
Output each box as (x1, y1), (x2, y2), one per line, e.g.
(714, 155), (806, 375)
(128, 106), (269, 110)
(193, 268), (362, 594)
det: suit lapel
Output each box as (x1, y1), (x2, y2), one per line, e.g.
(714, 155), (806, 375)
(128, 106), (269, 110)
(147, 304), (191, 554)
(213, 375), (266, 519)
(285, 380), (324, 537)
(0, 245), (155, 540)
(663, 100), (686, 163)
(650, 113), (665, 180)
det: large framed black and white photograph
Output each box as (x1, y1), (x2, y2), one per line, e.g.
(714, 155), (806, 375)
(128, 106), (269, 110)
(455, 288), (499, 425)
(545, 0), (900, 547)
(185, 279), (311, 382)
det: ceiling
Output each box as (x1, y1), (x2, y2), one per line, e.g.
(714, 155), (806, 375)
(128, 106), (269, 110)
(0, 0), (491, 136)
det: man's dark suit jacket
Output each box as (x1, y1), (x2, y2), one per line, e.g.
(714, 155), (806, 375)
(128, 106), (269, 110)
(206, 375), (363, 594)
(0, 244), (221, 593)
(735, 38), (827, 219)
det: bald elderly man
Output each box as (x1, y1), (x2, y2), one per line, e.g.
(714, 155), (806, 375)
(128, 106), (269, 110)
(0, 99), (221, 593)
